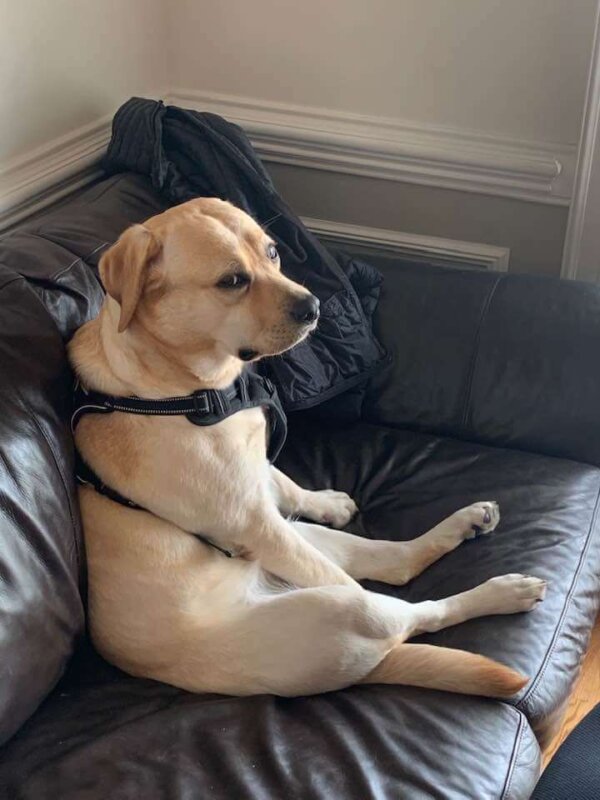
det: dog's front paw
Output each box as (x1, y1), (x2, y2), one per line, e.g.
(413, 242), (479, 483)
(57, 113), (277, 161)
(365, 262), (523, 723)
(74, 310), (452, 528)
(456, 501), (500, 540)
(302, 489), (358, 528)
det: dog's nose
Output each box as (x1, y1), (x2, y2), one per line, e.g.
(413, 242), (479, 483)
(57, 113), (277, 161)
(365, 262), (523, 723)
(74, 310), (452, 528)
(291, 294), (320, 324)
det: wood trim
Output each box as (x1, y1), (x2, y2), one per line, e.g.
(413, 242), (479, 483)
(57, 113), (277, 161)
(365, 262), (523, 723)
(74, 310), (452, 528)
(561, 1), (600, 281)
(0, 88), (576, 236)
(0, 115), (113, 232)
(303, 216), (510, 271)
(0, 88), (168, 233)
(170, 89), (574, 206)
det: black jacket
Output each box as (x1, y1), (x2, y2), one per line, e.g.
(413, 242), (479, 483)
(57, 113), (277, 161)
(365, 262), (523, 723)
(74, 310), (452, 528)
(104, 97), (385, 417)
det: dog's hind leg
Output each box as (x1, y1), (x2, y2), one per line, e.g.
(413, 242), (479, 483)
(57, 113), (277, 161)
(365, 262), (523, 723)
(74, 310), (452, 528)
(291, 500), (501, 585)
(358, 574), (546, 696)
(399, 573), (547, 638)
(171, 578), (536, 699)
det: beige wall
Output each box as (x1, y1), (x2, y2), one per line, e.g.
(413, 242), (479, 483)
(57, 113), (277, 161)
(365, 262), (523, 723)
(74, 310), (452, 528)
(1, 0), (595, 276)
(0, 0), (166, 161)
(171, 0), (596, 144)
(3, 0), (594, 157)
(169, 0), (593, 275)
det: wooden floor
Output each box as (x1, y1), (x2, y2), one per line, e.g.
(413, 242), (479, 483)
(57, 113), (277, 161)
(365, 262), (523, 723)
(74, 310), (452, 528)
(543, 615), (600, 767)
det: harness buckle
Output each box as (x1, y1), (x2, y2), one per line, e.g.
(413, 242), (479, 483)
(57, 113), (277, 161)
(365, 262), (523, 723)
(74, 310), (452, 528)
(192, 391), (211, 415)
(238, 375), (249, 404)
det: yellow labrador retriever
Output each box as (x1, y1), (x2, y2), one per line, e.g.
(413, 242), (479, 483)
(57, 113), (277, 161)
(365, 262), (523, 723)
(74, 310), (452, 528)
(69, 198), (546, 699)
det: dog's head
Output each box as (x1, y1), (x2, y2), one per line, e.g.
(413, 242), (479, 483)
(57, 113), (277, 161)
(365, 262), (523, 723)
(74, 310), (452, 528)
(99, 198), (319, 368)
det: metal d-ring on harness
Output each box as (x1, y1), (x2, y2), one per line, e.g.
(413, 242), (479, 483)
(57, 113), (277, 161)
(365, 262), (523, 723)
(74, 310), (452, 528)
(71, 371), (288, 558)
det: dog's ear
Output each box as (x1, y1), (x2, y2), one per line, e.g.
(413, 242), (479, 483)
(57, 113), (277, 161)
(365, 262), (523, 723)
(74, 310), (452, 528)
(99, 224), (162, 332)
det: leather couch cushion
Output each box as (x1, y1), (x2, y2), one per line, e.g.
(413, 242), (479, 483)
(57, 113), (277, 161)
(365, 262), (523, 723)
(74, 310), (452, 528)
(0, 642), (539, 800)
(279, 417), (600, 737)
(365, 260), (600, 467)
(0, 173), (167, 338)
(0, 266), (84, 745)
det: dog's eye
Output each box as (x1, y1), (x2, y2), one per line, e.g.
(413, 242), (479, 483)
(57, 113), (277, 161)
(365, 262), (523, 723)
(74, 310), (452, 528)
(267, 243), (279, 261)
(216, 273), (250, 290)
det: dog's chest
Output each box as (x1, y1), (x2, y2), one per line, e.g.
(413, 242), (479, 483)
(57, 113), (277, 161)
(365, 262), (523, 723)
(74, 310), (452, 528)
(78, 403), (269, 485)
(146, 405), (269, 467)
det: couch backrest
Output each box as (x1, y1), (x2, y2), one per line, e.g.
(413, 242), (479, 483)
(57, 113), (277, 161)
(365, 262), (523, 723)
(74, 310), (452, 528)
(0, 173), (168, 338)
(364, 259), (600, 468)
(0, 174), (166, 744)
(0, 266), (85, 745)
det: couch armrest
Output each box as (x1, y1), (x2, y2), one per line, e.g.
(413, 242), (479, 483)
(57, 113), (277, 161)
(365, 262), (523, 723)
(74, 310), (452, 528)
(364, 259), (600, 466)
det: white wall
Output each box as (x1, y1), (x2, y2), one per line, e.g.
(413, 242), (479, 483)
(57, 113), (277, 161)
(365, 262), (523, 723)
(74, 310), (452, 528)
(170, 0), (597, 145)
(0, 0), (167, 162)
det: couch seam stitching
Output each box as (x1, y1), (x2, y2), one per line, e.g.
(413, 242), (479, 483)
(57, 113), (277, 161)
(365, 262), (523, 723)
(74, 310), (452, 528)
(502, 712), (525, 800)
(517, 478), (600, 709)
(50, 241), (108, 281)
(460, 274), (503, 430)
(0, 275), (25, 293)
(19, 237), (109, 283)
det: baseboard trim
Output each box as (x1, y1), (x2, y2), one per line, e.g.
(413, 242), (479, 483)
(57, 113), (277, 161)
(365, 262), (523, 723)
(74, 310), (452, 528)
(303, 216), (510, 271)
(170, 89), (574, 206)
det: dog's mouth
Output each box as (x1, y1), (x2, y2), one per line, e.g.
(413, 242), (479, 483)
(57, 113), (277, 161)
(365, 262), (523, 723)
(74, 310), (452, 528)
(238, 348), (259, 362)
(237, 318), (318, 363)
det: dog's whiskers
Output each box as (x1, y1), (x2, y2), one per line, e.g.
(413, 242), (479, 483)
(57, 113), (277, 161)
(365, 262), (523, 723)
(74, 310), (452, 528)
(260, 212), (283, 231)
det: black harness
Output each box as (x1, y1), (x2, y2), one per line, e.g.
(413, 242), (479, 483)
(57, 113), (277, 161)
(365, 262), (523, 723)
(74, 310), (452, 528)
(72, 371), (287, 557)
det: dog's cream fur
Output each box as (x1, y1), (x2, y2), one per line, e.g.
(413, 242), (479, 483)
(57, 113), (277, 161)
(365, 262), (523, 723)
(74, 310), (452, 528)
(69, 198), (546, 699)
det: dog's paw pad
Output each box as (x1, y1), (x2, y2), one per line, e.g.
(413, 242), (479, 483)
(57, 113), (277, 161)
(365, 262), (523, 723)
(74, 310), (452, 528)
(460, 501), (500, 539)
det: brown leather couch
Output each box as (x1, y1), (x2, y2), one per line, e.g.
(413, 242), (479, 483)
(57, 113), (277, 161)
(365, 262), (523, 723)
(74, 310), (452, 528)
(1, 173), (599, 799)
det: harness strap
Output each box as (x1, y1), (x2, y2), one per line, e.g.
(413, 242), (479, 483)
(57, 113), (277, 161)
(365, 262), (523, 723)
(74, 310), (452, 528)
(71, 383), (235, 420)
(72, 370), (288, 557)
(75, 451), (234, 557)
(72, 372), (287, 463)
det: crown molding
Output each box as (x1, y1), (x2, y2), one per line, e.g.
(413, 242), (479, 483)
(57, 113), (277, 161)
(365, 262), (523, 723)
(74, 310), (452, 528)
(170, 89), (575, 206)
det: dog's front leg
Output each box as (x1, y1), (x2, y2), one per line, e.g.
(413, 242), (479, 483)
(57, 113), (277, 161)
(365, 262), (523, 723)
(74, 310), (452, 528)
(241, 503), (359, 589)
(270, 467), (358, 529)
